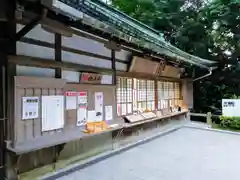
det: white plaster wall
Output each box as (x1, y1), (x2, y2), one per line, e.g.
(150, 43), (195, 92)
(16, 42), (55, 60)
(62, 35), (132, 62)
(62, 35), (111, 57)
(16, 65), (55, 78)
(116, 62), (127, 71)
(16, 23), (129, 71)
(62, 51), (112, 69)
(62, 70), (80, 83)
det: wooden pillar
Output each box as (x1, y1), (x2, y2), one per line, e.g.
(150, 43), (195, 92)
(55, 33), (62, 78)
(111, 49), (116, 85)
(0, 46), (7, 178)
(0, 0), (18, 179)
(104, 40), (120, 85)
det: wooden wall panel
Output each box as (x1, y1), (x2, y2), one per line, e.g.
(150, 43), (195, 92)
(25, 88), (34, 140)
(34, 88), (42, 138)
(14, 77), (66, 145)
(13, 76), (117, 147)
(15, 88), (25, 143)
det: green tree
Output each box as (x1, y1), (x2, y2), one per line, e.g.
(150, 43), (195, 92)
(111, 0), (240, 113)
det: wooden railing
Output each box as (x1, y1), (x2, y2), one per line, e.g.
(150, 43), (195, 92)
(189, 112), (220, 125)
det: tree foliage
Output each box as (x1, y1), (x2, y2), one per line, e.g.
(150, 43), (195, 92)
(111, 0), (240, 113)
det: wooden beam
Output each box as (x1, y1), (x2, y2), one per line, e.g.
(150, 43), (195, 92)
(9, 16), (41, 45)
(8, 55), (187, 82)
(117, 71), (182, 82)
(17, 16), (182, 67)
(8, 55), (113, 74)
(19, 37), (128, 64)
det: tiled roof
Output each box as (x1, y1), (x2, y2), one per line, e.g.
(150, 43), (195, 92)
(53, 0), (218, 69)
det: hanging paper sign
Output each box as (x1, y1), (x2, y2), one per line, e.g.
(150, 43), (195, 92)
(80, 73), (102, 84)
(64, 91), (77, 110)
(95, 92), (103, 121)
(77, 92), (88, 126)
(22, 97), (39, 120)
(105, 106), (113, 121)
(117, 104), (121, 116)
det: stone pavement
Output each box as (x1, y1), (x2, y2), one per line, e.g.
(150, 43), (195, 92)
(54, 127), (240, 180)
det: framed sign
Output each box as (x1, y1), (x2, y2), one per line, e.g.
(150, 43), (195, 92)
(22, 97), (39, 120)
(222, 99), (240, 117)
(80, 73), (102, 84)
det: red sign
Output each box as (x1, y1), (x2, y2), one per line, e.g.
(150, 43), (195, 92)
(78, 92), (87, 96)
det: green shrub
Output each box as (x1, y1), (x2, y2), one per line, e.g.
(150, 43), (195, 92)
(219, 116), (240, 129)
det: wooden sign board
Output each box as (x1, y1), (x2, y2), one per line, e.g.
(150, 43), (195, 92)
(161, 108), (170, 115)
(124, 114), (145, 123)
(160, 65), (181, 78)
(80, 73), (102, 84)
(141, 112), (157, 119)
(129, 56), (159, 75)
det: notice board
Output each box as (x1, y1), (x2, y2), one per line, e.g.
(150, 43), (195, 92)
(64, 83), (116, 128)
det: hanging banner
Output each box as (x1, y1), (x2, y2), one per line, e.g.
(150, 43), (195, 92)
(77, 92), (88, 126)
(64, 91), (77, 110)
(22, 97), (39, 120)
(80, 73), (102, 84)
(95, 92), (103, 121)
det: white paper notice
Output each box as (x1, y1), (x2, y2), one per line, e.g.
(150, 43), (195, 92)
(77, 92), (88, 126)
(87, 110), (97, 122)
(95, 92), (103, 121)
(105, 106), (113, 121)
(41, 96), (64, 131)
(22, 97), (39, 120)
(65, 91), (77, 110)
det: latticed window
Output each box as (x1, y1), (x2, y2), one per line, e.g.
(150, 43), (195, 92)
(116, 77), (133, 116)
(136, 79), (155, 111)
(158, 81), (168, 109)
(174, 82), (181, 106)
(117, 77), (181, 115)
(146, 80), (155, 110)
(157, 81), (181, 109)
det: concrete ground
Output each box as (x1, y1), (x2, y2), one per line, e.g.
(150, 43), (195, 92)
(52, 127), (240, 180)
